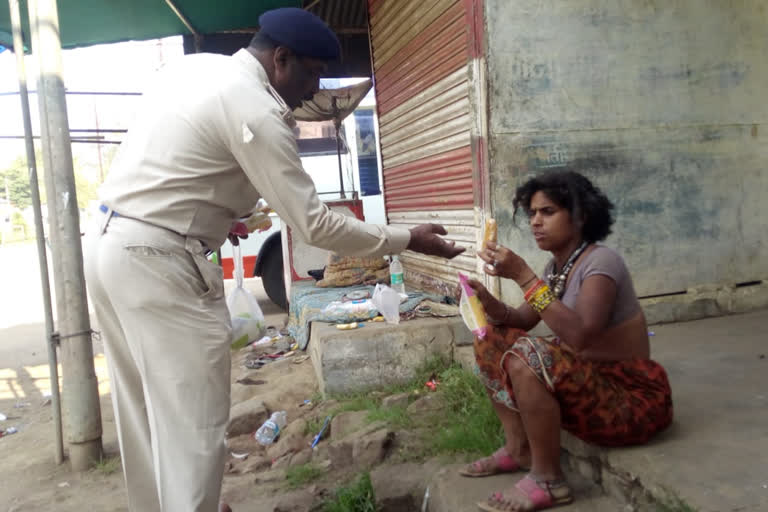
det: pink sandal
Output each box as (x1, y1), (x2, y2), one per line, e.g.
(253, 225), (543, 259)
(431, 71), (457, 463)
(477, 474), (573, 511)
(458, 447), (526, 477)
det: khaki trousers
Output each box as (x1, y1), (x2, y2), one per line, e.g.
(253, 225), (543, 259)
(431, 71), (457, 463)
(83, 213), (231, 512)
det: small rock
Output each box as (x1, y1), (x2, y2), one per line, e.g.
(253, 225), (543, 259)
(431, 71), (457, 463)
(267, 418), (308, 460)
(312, 442), (331, 462)
(271, 453), (292, 470)
(354, 420), (387, 439)
(352, 428), (395, 469)
(328, 440), (354, 469)
(227, 399), (268, 438)
(242, 455), (271, 474)
(406, 394), (441, 415)
(371, 463), (426, 512)
(271, 489), (315, 512)
(227, 433), (262, 454)
(330, 410), (368, 440)
(289, 447), (313, 467)
(253, 469), (284, 484)
(382, 392), (410, 409)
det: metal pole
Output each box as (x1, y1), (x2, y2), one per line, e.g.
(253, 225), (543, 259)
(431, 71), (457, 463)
(335, 119), (346, 199)
(8, 0), (64, 465)
(93, 104), (104, 183)
(164, 0), (202, 52)
(28, 0), (103, 471)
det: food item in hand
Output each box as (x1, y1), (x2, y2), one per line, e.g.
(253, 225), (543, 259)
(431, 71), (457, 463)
(483, 218), (497, 249)
(458, 272), (488, 338)
(243, 211), (272, 233)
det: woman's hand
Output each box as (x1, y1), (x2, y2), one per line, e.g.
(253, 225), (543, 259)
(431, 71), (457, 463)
(477, 241), (536, 287)
(467, 279), (508, 324)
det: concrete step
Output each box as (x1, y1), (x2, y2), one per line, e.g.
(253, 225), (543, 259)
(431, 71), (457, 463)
(310, 316), (472, 395)
(457, 311), (768, 512)
(427, 463), (623, 512)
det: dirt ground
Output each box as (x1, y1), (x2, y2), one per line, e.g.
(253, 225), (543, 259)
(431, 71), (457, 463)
(1, 351), (128, 512)
(0, 275), (480, 512)
(0, 350), (331, 511)
(0, 278), (300, 512)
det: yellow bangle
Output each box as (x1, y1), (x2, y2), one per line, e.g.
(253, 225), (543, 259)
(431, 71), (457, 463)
(527, 283), (555, 313)
(530, 285), (550, 303)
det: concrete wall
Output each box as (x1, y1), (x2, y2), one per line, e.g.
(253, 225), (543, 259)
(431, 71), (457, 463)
(484, 0), (768, 311)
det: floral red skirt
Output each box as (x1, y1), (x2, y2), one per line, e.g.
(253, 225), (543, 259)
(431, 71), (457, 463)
(474, 326), (673, 446)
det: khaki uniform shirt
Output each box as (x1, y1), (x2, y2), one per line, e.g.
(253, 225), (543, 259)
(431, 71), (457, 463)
(100, 49), (410, 254)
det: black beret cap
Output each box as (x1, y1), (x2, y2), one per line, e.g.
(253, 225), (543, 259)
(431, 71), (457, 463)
(258, 7), (341, 60)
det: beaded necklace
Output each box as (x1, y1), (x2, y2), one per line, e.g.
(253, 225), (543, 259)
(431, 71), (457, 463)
(546, 241), (588, 298)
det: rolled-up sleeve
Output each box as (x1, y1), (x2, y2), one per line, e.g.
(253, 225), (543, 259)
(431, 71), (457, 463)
(229, 109), (410, 258)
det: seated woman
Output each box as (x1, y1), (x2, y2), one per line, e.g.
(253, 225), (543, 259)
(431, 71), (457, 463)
(461, 171), (673, 512)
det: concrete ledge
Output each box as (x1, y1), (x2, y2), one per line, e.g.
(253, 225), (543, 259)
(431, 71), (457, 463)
(309, 316), (471, 396)
(563, 310), (768, 512)
(642, 280), (768, 325)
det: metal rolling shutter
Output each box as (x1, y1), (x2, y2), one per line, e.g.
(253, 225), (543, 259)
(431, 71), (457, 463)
(368, 0), (480, 296)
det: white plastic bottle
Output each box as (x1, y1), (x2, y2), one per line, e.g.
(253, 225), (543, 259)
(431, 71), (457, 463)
(254, 411), (287, 445)
(389, 255), (405, 295)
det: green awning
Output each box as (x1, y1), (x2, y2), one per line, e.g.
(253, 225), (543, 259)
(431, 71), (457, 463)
(0, 0), (300, 50)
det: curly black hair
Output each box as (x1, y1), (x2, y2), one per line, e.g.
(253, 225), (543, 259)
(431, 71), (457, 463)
(512, 171), (615, 243)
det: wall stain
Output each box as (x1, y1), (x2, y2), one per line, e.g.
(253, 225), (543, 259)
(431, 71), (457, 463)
(494, 138), (723, 244)
(699, 128), (722, 142)
(640, 61), (749, 89)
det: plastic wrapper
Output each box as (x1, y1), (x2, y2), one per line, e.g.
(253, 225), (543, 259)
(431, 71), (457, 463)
(458, 272), (488, 339)
(320, 299), (378, 321)
(483, 217), (497, 250)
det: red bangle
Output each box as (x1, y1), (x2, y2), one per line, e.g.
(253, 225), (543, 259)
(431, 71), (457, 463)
(524, 279), (545, 301)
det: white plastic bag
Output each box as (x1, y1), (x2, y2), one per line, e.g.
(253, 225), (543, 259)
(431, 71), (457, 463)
(226, 244), (265, 348)
(371, 283), (401, 324)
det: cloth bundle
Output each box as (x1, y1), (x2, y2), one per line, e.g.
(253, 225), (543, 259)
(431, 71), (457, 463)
(316, 254), (390, 288)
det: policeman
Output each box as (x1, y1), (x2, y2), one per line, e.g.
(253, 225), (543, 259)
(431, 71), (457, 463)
(84, 7), (463, 512)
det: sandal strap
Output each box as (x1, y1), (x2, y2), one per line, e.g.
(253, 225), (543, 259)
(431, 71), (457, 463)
(469, 448), (520, 473)
(515, 475), (554, 508)
(491, 448), (521, 471)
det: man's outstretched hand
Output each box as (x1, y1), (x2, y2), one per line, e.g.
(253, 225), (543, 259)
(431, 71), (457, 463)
(407, 223), (465, 259)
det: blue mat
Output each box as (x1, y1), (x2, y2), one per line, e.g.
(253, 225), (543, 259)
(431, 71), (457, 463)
(287, 281), (446, 350)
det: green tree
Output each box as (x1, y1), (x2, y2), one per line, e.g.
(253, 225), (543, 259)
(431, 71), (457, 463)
(1, 150), (99, 210)
(1, 154), (34, 210)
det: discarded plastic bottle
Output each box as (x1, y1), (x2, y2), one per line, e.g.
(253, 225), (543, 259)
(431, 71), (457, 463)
(389, 255), (405, 295)
(254, 411), (287, 445)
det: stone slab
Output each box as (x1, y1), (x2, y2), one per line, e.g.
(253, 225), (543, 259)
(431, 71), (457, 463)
(428, 462), (620, 512)
(309, 316), (469, 395)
